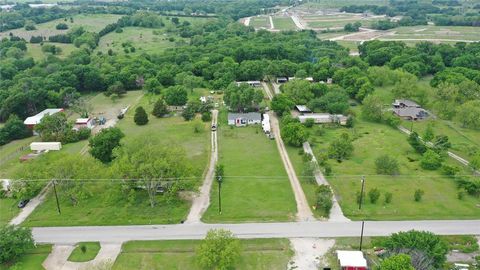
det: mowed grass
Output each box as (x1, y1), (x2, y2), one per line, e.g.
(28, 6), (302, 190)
(296, 0), (386, 9)
(112, 239), (293, 270)
(250, 16), (270, 29)
(380, 25), (480, 41)
(0, 198), (20, 225)
(0, 14), (122, 40)
(311, 117), (480, 220)
(0, 244), (52, 270)
(307, 18), (380, 29)
(203, 115), (296, 222)
(68, 242), (101, 262)
(0, 136), (37, 178)
(272, 17), (297, 31)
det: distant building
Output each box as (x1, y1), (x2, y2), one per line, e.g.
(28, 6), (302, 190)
(276, 77), (288, 84)
(262, 113), (271, 134)
(30, 142), (62, 152)
(392, 99), (429, 120)
(28, 3), (57, 8)
(235, 81), (262, 87)
(74, 118), (95, 130)
(227, 112), (261, 127)
(0, 4), (15, 11)
(298, 113), (348, 125)
(336, 250), (367, 270)
(24, 109), (64, 129)
(295, 105), (312, 114)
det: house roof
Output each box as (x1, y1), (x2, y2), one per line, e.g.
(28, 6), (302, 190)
(228, 112), (261, 121)
(393, 107), (428, 118)
(295, 105), (311, 112)
(298, 113), (347, 121)
(393, 99), (420, 107)
(336, 250), (367, 267)
(75, 118), (91, 124)
(24, 109), (64, 125)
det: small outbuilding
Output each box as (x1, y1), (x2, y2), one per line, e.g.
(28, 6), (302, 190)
(24, 108), (64, 129)
(262, 113), (271, 134)
(336, 250), (367, 270)
(298, 113), (348, 125)
(228, 112), (261, 127)
(30, 142), (62, 152)
(75, 118), (95, 129)
(295, 105), (312, 114)
(236, 81), (262, 87)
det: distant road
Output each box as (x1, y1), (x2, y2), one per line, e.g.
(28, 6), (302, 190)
(33, 220), (480, 244)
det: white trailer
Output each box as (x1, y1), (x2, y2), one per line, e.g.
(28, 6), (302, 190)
(30, 142), (62, 152)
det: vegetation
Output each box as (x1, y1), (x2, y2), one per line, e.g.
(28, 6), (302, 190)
(89, 127), (124, 163)
(133, 106), (149, 125)
(196, 229), (241, 270)
(68, 242), (101, 262)
(0, 225), (34, 264)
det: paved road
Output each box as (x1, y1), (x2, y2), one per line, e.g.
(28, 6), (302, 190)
(185, 110), (218, 223)
(291, 15), (304, 30)
(269, 15), (274, 30)
(33, 220), (480, 244)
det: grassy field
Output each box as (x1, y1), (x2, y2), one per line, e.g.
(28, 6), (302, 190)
(26, 42), (77, 61)
(310, 117), (480, 220)
(112, 239), (293, 270)
(0, 244), (52, 270)
(0, 198), (20, 225)
(68, 242), (100, 262)
(380, 25), (480, 41)
(250, 16), (271, 29)
(202, 113), (296, 222)
(296, 0), (387, 9)
(0, 14), (122, 40)
(272, 17), (297, 31)
(306, 17), (379, 29)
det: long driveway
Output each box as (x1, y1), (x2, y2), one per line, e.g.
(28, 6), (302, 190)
(33, 220), (480, 244)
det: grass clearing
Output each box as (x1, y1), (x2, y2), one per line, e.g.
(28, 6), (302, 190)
(272, 17), (297, 31)
(0, 244), (52, 270)
(310, 117), (480, 220)
(68, 242), (101, 262)
(26, 42), (77, 61)
(202, 111), (296, 222)
(380, 25), (480, 41)
(250, 16), (270, 29)
(112, 239), (293, 270)
(0, 198), (20, 225)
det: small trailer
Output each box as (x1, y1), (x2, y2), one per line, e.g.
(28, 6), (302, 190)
(30, 142), (62, 152)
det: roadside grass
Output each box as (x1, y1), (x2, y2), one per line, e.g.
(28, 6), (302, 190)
(0, 14), (122, 40)
(202, 111), (296, 222)
(0, 198), (20, 225)
(0, 244), (52, 270)
(310, 117), (480, 220)
(317, 31), (348, 40)
(112, 239), (293, 270)
(250, 16), (270, 29)
(68, 242), (101, 262)
(272, 17), (297, 31)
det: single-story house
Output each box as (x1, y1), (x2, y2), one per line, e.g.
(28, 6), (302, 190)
(392, 99), (420, 108)
(236, 81), (262, 87)
(276, 77), (288, 84)
(228, 112), (261, 127)
(74, 118), (95, 130)
(393, 107), (429, 120)
(336, 250), (367, 270)
(295, 105), (312, 114)
(30, 142), (62, 152)
(298, 113), (348, 125)
(262, 113), (271, 134)
(24, 108), (64, 129)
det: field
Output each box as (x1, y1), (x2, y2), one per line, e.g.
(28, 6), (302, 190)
(202, 113), (297, 222)
(68, 242), (101, 262)
(379, 25), (480, 42)
(295, 0), (388, 9)
(112, 239), (293, 270)
(0, 198), (20, 225)
(250, 16), (271, 29)
(303, 14), (382, 29)
(26, 42), (77, 61)
(310, 117), (480, 220)
(0, 245), (52, 270)
(0, 14), (122, 40)
(272, 16), (297, 31)
(0, 136), (38, 178)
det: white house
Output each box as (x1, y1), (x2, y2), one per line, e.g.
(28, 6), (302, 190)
(235, 81), (262, 87)
(30, 142), (62, 152)
(74, 118), (95, 129)
(262, 113), (271, 134)
(24, 108), (64, 129)
(227, 112), (261, 127)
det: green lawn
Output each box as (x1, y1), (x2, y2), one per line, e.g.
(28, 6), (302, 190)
(112, 239), (293, 270)
(26, 43), (77, 61)
(250, 16), (270, 29)
(311, 118), (480, 220)
(272, 17), (297, 31)
(0, 245), (52, 270)
(0, 198), (20, 225)
(0, 136), (38, 178)
(202, 113), (296, 222)
(68, 242), (101, 262)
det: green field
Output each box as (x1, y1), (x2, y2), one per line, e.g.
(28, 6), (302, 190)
(311, 117), (480, 220)
(0, 14), (122, 40)
(296, 0), (388, 9)
(380, 25), (480, 41)
(306, 18), (380, 29)
(272, 17), (297, 31)
(112, 239), (293, 270)
(68, 242), (100, 262)
(250, 16), (271, 29)
(0, 198), (20, 225)
(0, 245), (52, 270)
(26, 43), (77, 61)
(202, 114), (296, 222)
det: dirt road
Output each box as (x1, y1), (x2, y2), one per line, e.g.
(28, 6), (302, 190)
(185, 110), (218, 223)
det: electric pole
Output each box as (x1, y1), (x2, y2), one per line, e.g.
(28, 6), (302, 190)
(358, 176), (365, 210)
(215, 164), (224, 214)
(52, 180), (61, 214)
(359, 221), (365, 251)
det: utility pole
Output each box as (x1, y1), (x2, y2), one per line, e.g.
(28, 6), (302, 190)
(52, 180), (61, 214)
(358, 176), (365, 210)
(359, 221), (365, 251)
(215, 164), (224, 215)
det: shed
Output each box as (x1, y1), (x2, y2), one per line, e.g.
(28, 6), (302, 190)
(30, 142), (62, 152)
(392, 99), (420, 108)
(24, 109), (64, 128)
(75, 118), (94, 129)
(236, 81), (262, 87)
(298, 113), (348, 125)
(336, 250), (367, 270)
(227, 112), (261, 126)
(295, 105), (312, 114)
(276, 77), (288, 83)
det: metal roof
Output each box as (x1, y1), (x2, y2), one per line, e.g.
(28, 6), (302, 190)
(228, 112), (261, 121)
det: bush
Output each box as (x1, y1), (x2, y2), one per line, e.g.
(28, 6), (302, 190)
(196, 229), (240, 270)
(201, 111), (212, 122)
(441, 164), (460, 177)
(420, 150), (442, 170)
(56, 23), (69, 30)
(304, 118), (315, 128)
(0, 225), (35, 264)
(384, 192), (393, 204)
(152, 98), (169, 118)
(315, 185), (333, 217)
(414, 189), (424, 202)
(368, 188), (381, 204)
(80, 244), (87, 253)
(89, 127), (124, 163)
(134, 106), (149, 125)
(375, 155), (399, 175)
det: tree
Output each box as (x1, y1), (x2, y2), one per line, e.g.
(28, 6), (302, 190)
(407, 132), (427, 154)
(34, 112), (70, 141)
(134, 106), (148, 125)
(457, 100), (480, 129)
(152, 99), (169, 118)
(223, 83), (263, 112)
(368, 188), (381, 204)
(271, 94), (294, 117)
(144, 78), (162, 94)
(420, 150), (442, 170)
(113, 138), (190, 207)
(376, 254), (415, 270)
(105, 81), (126, 99)
(196, 229), (241, 270)
(164, 86), (188, 106)
(0, 115), (32, 145)
(375, 155), (399, 175)
(378, 230), (448, 269)
(414, 189), (424, 202)
(182, 106), (196, 121)
(328, 133), (354, 161)
(361, 94), (384, 122)
(56, 23), (69, 30)
(202, 111), (212, 122)
(281, 80), (314, 104)
(281, 121), (308, 147)
(89, 127), (124, 163)
(0, 225), (34, 264)
(316, 185), (333, 217)
(433, 135), (451, 152)
(423, 122), (434, 141)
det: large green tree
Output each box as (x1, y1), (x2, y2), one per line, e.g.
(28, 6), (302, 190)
(89, 127), (124, 163)
(223, 83), (263, 112)
(196, 229), (241, 270)
(281, 121), (308, 147)
(0, 225), (34, 264)
(164, 86), (188, 106)
(328, 133), (354, 161)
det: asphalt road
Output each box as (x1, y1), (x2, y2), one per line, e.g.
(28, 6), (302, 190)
(33, 220), (480, 244)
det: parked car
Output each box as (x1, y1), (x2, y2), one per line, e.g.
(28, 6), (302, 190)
(211, 124), (217, 131)
(18, 199), (30, 208)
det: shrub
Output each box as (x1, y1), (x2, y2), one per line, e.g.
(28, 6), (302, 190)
(375, 155), (399, 175)
(384, 192), (393, 204)
(368, 188), (381, 204)
(414, 189), (424, 202)
(56, 23), (69, 30)
(420, 150), (442, 170)
(152, 99), (169, 117)
(80, 244), (87, 253)
(304, 118), (315, 128)
(201, 111), (211, 122)
(196, 229), (240, 270)
(315, 185), (333, 217)
(134, 106), (149, 125)
(441, 164), (460, 177)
